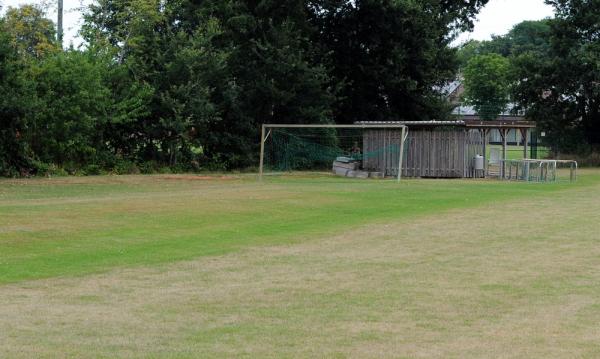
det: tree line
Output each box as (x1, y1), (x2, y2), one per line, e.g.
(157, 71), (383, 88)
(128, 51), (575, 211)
(460, 0), (600, 154)
(1, 0), (598, 176)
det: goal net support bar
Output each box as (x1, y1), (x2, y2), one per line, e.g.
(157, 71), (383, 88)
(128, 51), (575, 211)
(258, 123), (408, 182)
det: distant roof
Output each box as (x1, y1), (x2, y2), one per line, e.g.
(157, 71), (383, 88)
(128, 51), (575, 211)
(435, 80), (462, 97)
(452, 104), (477, 115)
(452, 104), (523, 116)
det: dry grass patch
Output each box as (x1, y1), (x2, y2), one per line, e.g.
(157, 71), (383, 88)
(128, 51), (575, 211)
(2, 181), (600, 358)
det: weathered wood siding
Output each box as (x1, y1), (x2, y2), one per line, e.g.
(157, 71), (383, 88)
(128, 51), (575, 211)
(363, 128), (483, 178)
(362, 129), (403, 177)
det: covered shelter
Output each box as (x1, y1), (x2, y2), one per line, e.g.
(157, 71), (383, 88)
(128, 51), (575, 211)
(357, 120), (536, 178)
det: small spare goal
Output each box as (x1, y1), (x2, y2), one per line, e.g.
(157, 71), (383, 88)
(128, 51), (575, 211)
(501, 159), (578, 182)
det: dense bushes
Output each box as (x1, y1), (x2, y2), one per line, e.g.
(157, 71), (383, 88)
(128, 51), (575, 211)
(2, 1), (493, 176)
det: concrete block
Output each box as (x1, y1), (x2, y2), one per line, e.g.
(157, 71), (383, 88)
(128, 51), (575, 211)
(333, 167), (349, 176)
(354, 171), (369, 179)
(332, 161), (358, 170)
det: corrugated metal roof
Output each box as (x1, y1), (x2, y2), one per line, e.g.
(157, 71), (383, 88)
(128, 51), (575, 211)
(355, 120), (536, 129)
(355, 120), (466, 126)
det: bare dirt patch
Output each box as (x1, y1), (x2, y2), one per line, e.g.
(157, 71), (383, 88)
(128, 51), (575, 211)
(160, 174), (240, 181)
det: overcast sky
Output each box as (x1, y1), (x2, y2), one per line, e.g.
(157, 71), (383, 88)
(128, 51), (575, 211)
(2, 0), (555, 48)
(455, 0), (555, 44)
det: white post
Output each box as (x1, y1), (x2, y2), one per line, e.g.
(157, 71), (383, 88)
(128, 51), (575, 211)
(258, 124), (266, 182)
(397, 126), (406, 182)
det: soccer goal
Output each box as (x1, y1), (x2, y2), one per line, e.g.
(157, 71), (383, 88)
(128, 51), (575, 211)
(258, 123), (408, 181)
(501, 159), (578, 182)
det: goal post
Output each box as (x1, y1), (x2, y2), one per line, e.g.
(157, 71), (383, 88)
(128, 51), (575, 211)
(258, 123), (408, 182)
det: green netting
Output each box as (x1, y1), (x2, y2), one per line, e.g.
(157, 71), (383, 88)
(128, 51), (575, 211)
(264, 128), (403, 173)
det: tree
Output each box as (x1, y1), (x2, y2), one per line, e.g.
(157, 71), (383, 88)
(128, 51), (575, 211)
(83, 0), (336, 169)
(503, 20), (552, 57)
(309, 0), (489, 123)
(27, 48), (152, 169)
(83, 0), (227, 168)
(462, 53), (511, 120)
(511, 1), (600, 152)
(456, 20), (551, 70)
(481, 20), (552, 58)
(202, 0), (335, 168)
(0, 0), (494, 175)
(2, 4), (59, 60)
(457, 40), (484, 68)
(0, 26), (34, 176)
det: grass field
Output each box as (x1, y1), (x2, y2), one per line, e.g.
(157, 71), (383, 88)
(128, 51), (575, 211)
(486, 144), (551, 160)
(2, 171), (600, 358)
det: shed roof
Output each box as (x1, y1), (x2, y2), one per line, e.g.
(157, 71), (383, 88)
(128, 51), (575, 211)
(355, 120), (536, 129)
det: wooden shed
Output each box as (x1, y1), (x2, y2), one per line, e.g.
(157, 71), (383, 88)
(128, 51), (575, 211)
(358, 120), (536, 179)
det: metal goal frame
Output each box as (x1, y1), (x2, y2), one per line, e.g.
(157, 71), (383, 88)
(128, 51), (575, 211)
(500, 159), (578, 182)
(258, 123), (409, 182)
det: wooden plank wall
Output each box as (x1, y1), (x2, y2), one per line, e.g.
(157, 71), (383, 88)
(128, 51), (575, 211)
(362, 129), (402, 177)
(363, 129), (484, 178)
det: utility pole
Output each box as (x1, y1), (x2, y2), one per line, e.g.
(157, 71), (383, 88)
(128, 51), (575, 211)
(57, 0), (64, 46)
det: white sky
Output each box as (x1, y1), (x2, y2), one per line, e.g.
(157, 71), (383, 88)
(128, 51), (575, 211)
(1, 0), (555, 48)
(455, 0), (555, 44)
(0, 0), (91, 48)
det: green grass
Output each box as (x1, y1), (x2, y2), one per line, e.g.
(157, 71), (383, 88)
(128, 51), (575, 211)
(1, 172), (598, 284)
(3, 171), (600, 358)
(486, 144), (551, 160)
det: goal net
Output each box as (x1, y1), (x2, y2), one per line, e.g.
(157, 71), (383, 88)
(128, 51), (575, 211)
(501, 159), (578, 182)
(259, 124), (408, 181)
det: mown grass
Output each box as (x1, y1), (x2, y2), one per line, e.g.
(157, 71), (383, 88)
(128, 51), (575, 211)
(2, 171), (600, 358)
(1, 171), (598, 284)
(485, 144), (551, 160)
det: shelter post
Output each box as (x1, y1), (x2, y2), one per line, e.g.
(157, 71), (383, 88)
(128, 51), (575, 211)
(522, 129), (529, 159)
(501, 129), (508, 179)
(481, 129), (488, 177)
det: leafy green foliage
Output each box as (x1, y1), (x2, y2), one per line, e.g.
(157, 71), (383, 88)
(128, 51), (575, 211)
(455, 16), (599, 152)
(456, 20), (551, 68)
(83, 0), (226, 168)
(463, 54), (511, 120)
(456, 40), (484, 68)
(0, 25), (34, 176)
(311, 0), (488, 123)
(2, 4), (59, 59)
(28, 50), (113, 166)
(0, 0), (493, 175)
(204, 0), (336, 168)
(510, 1), (600, 152)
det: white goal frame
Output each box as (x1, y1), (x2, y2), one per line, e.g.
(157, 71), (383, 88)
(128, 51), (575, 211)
(258, 123), (409, 182)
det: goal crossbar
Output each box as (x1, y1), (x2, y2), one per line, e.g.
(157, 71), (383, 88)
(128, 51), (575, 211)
(258, 123), (408, 182)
